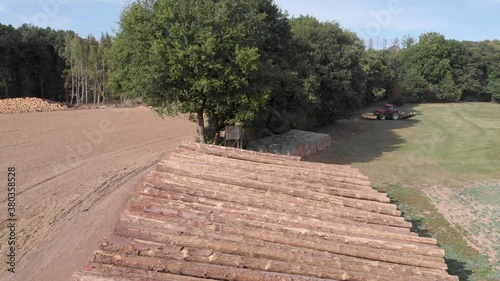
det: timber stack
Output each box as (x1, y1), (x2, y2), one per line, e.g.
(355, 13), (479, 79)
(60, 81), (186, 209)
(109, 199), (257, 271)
(72, 142), (459, 281)
(246, 129), (332, 157)
(0, 97), (68, 113)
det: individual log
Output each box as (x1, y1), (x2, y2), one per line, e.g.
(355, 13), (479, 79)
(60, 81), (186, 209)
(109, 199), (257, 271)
(173, 148), (370, 184)
(152, 166), (404, 221)
(172, 148), (370, 182)
(72, 262), (217, 281)
(93, 250), (341, 281)
(145, 177), (402, 228)
(176, 145), (367, 181)
(95, 248), (358, 281)
(119, 213), (447, 271)
(180, 142), (302, 161)
(144, 173), (408, 228)
(178, 143), (359, 175)
(124, 205), (444, 258)
(178, 143), (360, 173)
(113, 223), (455, 279)
(137, 186), (434, 244)
(99, 235), (453, 281)
(165, 154), (381, 204)
(170, 151), (374, 190)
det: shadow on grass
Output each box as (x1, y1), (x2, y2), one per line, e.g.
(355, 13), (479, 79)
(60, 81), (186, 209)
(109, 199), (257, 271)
(406, 218), (472, 280)
(387, 191), (473, 281)
(406, 217), (433, 238)
(446, 259), (473, 281)
(305, 104), (420, 165)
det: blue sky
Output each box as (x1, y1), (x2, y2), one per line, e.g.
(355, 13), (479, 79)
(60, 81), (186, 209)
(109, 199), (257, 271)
(0, 0), (499, 42)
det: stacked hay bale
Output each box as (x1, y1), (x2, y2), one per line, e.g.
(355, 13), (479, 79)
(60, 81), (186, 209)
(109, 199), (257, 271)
(0, 97), (68, 113)
(246, 129), (331, 157)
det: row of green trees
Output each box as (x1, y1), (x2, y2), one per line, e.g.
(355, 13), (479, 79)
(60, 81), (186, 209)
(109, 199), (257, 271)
(0, 24), (66, 100)
(365, 32), (500, 103)
(0, 24), (115, 104)
(1, 0), (499, 142)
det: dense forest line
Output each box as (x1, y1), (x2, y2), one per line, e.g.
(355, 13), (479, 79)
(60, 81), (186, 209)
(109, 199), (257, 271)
(1, 0), (499, 142)
(0, 24), (114, 104)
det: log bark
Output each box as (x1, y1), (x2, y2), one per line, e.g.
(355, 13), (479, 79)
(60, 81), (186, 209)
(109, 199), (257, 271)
(73, 262), (217, 281)
(119, 213), (447, 271)
(179, 142), (302, 161)
(97, 236), (456, 281)
(161, 157), (388, 204)
(124, 206), (444, 258)
(112, 224), (456, 280)
(93, 250), (340, 281)
(149, 168), (405, 225)
(170, 151), (373, 189)
(172, 148), (367, 179)
(140, 174), (418, 235)
(135, 195), (440, 248)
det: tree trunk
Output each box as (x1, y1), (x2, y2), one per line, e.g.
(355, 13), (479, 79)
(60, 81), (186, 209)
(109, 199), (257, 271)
(80, 62), (84, 105)
(75, 77), (79, 105)
(70, 52), (74, 105)
(3, 73), (9, 98)
(85, 76), (89, 105)
(102, 57), (106, 104)
(197, 109), (206, 144)
(40, 77), (44, 99)
(94, 61), (98, 104)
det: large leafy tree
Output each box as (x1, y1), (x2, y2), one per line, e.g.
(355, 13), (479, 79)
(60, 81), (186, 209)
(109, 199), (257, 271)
(290, 16), (366, 126)
(484, 41), (500, 102)
(400, 67), (428, 102)
(399, 32), (462, 101)
(487, 46), (500, 102)
(109, 0), (291, 142)
(487, 77), (500, 102)
(447, 40), (481, 98)
(361, 49), (398, 103)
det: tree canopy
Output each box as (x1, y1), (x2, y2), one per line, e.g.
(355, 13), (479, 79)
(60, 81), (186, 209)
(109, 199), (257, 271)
(364, 33), (500, 103)
(109, 0), (302, 142)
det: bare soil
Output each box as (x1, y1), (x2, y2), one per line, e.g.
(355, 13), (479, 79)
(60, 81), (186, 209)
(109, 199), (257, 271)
(425, 181), (500, 270)
(0, 108), (196, 281)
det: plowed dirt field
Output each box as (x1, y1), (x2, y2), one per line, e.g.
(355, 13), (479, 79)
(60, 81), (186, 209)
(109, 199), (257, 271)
(0, 108), (196, 281)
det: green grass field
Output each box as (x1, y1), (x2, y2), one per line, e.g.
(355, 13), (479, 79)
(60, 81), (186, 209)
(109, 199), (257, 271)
(310, 102), (500, 280)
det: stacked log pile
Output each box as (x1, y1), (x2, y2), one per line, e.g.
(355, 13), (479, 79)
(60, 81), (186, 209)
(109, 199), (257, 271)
(246, 129), (332, 157)
(0, 97), (68, 113)
(72, 143), (458, 281)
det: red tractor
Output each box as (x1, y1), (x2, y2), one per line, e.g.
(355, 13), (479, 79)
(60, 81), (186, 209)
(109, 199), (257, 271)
(374, 104), (400, 120)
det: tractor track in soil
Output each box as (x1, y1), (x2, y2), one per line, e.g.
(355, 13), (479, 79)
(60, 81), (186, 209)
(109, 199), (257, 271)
(0, 108), (196, 281)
